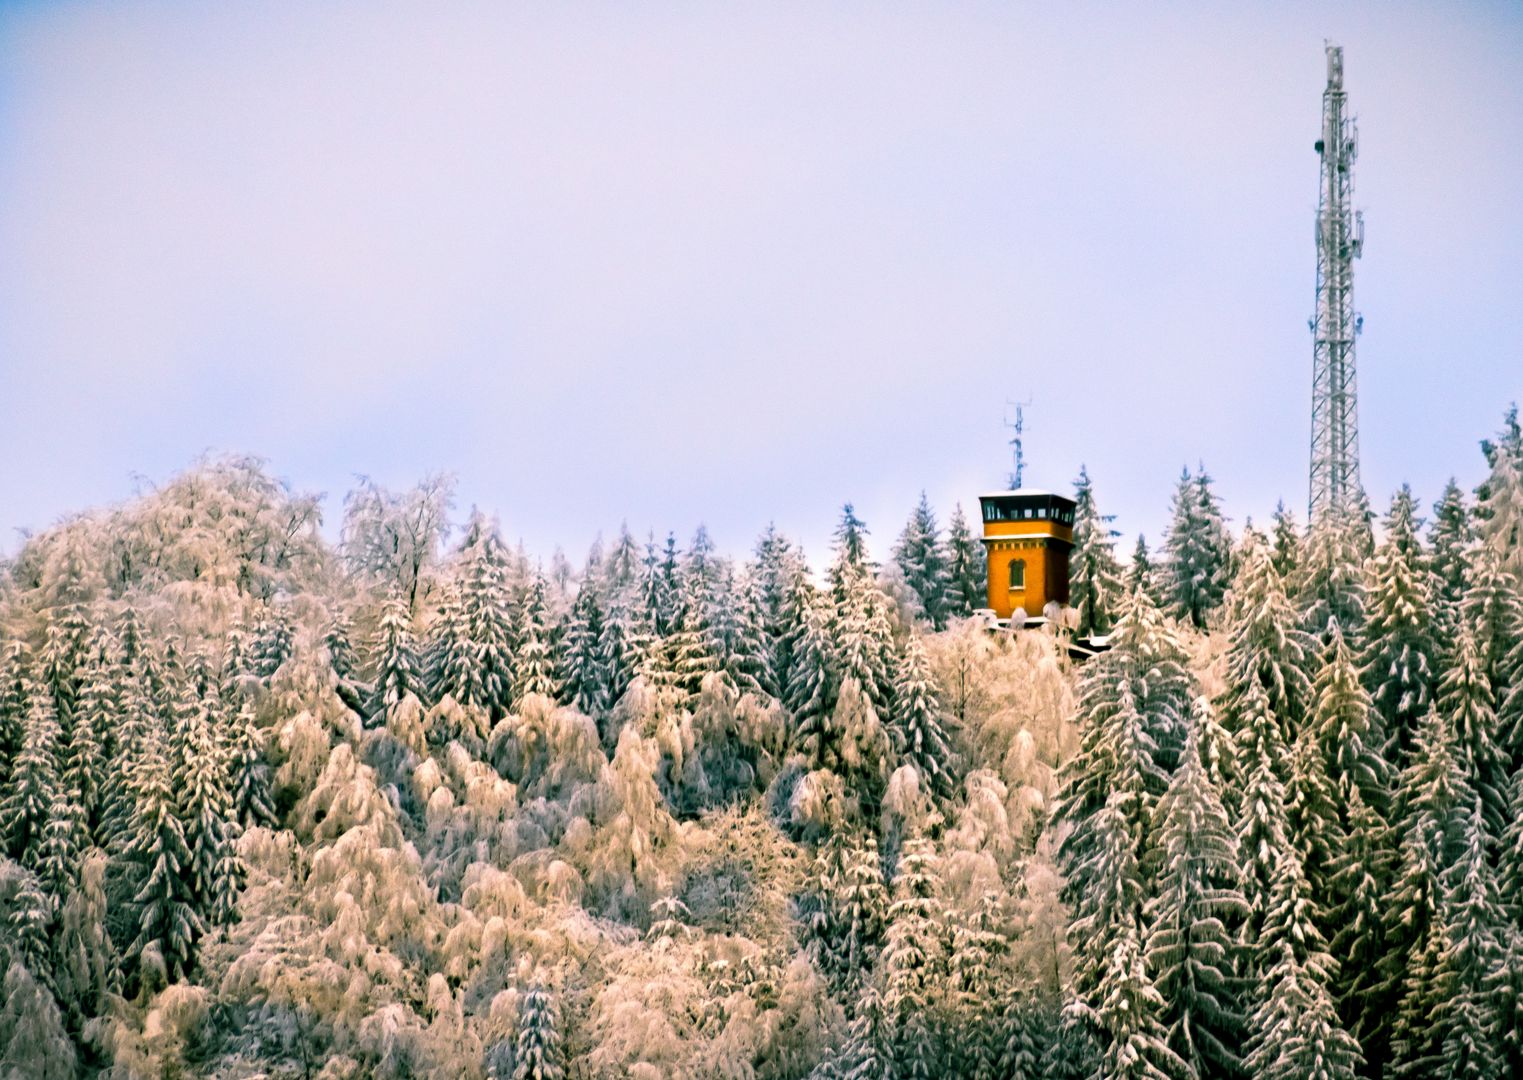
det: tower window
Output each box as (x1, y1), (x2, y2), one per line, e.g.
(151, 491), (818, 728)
(1009, 559), (1026, 590)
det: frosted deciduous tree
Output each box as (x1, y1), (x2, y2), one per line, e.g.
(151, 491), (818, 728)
(340, 473), (455, 613)
(0, 961), (76, 1080)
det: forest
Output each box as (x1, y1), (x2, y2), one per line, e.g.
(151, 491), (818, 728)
(0, 406), (1521, 1080)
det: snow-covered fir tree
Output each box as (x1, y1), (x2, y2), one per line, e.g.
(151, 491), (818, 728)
(1069, 466), (1126, 637)
(513, 984), (566, 1080)
(889, 634), (956, 802)
(1162, 464), (1232, 630)
(944, 504), (986, 620)
(1270, 500), (1302, 581)
(1142, 722), (1248, 1079)
(893, 493), (953, 630)
(1362, 487), (1437, 764)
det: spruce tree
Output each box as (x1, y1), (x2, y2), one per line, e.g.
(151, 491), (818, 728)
(176, 685), (242, 926)
(1218, 530), (1315, 746)
(1385, 706), (1471, 1077)
(371, 587), (424, 718)
(1310, 619), (1389, 811)
(1070, 466), (1126, 637)
(127, 718), (204, 983)
(249, 609), (294, 679)
(1143, 722), (1248, 1079)
(1475, 418), (1523, 575)
(1162, 464), (1232, 630)
(1297, 511), (1367, 642)
(1245, 941), (1363, 1080)
(666, 579), (718, 699)
(558, 579), (608, 717)
(598, 598), (650, 718)
(945, 504), (987, 619)
(809, 831), (888, 993)
(1458, 542), (1522, 706)
(708, 571), (773, 699)
(889, 634), (956, 802)
(1126, 534), (1159, 607)
(514, 574), (558, 705)
(1363, 487), (1437, 765)
(787, 595), (837, 767)
(7, 867), (52, 987)
(513, 984), (566, 1080)
(881, 835), (942, 1080)
(1, 695), (61, 870)
(1437, 625), (1507, 834)
(460, 533), (518, 719)
(1234, 680), (1293, 946)
(1096, 912), (1182, 1080)
(1270, 501), (1302, 581)
(1428, 480), (1475, 627)
(1432, 799), (1505, 1080)
(228, 703), (275, 829)
(830, 503), (872, 599)
(893, 492), (952, 629)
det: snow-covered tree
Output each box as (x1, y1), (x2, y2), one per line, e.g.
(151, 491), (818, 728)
(1427, 479), (1475, 626)
(1069, 466), (1126, 638)
(1162, 464), (1232, 629)
(1431, 799), (1505, 1080)
(1270, 501), (1302, 582)
(371, 587), (425, 718)
(0, 961), (76, 1080)
(1218, 529), (1315, 746)
(513, 984), (566, 1080)
(1437, 625), (1507, 833)
(1297, 510), (1367, 642)
(830, 504), (872, 599)
(1245, 940), (1362, 1080)
(126, 718), (204, 983)
(893, 493), (952, 629)
(340, 473), (455, 612)
(881, 835), (942, 1079)
(889, 634), (956, 802)
(1125, 534), (1160, 608)
(514, 574), (559, 705)
(1143, 722), (1248, 1079)
(945, 504), (987, 619)
(1, 696), (61, 871)
(558, 577), (608, 717)
(1362, 487), (1436, 764)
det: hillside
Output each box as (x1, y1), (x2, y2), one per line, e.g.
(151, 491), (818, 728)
(1, 407), (1521, 1079)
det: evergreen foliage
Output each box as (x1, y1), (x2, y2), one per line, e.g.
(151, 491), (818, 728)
(1069, 466), (1126, 637)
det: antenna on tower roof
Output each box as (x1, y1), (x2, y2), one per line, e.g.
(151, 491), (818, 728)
(1004, 398), (1032, 490)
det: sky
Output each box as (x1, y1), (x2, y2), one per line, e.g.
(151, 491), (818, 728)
(1, 1), (1520, 567)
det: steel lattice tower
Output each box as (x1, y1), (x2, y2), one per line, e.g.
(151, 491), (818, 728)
(1308, 43), (1365, 524)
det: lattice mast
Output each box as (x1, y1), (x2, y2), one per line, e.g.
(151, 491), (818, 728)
(1308, 43), (1365, 523)
(1005, 399), (1032, 490)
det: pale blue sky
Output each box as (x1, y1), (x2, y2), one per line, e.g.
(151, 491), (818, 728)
(2, 2), (1520, 566)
